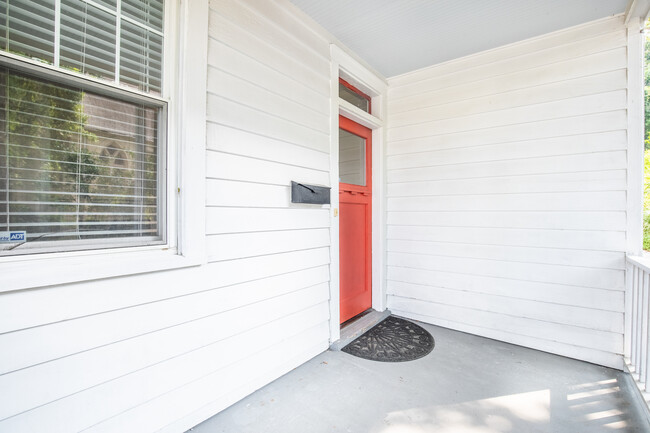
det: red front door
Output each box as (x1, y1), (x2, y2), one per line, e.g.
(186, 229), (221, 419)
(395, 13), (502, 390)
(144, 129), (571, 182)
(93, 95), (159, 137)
(339, 115), (372, 324)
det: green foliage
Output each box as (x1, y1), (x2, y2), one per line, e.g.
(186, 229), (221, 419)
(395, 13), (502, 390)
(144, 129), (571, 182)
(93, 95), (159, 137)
(646, 39), (650, 149)
(643, 212), (650, 251)
(643, 38), (650, 250)
(645, 38), (650, 87)
(6, 71), (98, 207)
(646, 89), (650, 149)
(645, 149), (650, 250)
(1, 65), (159, 245)
(2, 70), (113, 239)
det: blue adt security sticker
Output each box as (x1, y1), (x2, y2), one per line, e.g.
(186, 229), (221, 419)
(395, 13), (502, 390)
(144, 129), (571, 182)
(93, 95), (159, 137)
(0, 231), (26, 242)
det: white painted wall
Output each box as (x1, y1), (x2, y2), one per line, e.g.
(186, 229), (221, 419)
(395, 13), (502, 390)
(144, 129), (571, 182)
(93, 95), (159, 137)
(0, 1), (333, 432)
(386, 15), (629, 369)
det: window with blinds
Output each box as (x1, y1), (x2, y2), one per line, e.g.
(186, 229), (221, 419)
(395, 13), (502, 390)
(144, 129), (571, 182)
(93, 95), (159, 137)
(0, 0), (165, 256)
(0, 0), (163, 94)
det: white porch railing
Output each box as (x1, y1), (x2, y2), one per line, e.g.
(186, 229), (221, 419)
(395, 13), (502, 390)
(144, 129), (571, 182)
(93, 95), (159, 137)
(625, 255), (650, 405)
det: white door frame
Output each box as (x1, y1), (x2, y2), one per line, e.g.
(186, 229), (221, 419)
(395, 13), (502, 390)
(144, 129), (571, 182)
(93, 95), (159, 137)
(328, 45), (388, 344)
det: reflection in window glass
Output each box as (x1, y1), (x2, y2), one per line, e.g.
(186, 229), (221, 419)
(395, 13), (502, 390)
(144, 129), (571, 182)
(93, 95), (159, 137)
(0, 67), (162, 255)
(339, 128), (365, 186)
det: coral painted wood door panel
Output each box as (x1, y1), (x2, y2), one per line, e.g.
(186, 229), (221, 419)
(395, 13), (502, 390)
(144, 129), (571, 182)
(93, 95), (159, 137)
(339, 115), (372, 324)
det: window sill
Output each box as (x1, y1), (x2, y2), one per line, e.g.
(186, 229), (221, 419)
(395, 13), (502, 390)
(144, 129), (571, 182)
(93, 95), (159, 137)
(0, 247), (204, 293)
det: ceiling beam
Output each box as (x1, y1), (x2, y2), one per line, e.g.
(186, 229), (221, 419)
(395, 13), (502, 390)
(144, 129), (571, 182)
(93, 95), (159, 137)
(625, 0), (650, 27)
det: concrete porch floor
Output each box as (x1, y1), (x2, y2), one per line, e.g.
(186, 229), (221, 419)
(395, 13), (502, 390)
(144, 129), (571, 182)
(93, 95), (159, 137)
(189, 320), (650, 433)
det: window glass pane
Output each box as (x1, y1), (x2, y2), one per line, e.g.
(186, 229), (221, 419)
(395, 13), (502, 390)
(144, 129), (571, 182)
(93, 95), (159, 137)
(0, 1), (7, 51)
(0, 1), (163, 95)
(6, 0), (56, 63)
(339, 82), (369, 113)
(0, 68), (6, 230)
(122, 0), (164, 33)
(120, 19), (162, 94)
(0, 67), (162, 255)
(60, 0), (117, 80)
(339, 128), (365, 186)
(94, 0), (117, 10)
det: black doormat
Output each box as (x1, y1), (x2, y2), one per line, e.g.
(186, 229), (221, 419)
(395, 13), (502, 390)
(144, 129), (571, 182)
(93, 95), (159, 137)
(342, 316), (434, 362)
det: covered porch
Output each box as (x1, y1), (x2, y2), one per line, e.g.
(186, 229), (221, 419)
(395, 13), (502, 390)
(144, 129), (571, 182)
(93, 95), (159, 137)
(5, 0), (650, 432)
(191, 320), (649, 433)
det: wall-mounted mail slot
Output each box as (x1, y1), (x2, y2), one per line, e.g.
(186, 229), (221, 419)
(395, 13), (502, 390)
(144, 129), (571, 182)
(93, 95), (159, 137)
(291, 181), (331, 205)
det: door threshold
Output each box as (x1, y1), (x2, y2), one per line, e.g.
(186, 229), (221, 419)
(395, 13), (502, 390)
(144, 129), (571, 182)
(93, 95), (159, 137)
(340, 309), (373, 328)
(330, 309), (391, 351)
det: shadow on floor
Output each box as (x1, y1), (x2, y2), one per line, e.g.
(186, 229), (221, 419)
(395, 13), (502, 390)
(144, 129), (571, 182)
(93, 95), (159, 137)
(189, 322), (650, 433)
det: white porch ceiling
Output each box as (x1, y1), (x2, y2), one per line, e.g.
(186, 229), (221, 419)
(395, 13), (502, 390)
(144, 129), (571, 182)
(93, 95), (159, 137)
(288, 0), (629, 78)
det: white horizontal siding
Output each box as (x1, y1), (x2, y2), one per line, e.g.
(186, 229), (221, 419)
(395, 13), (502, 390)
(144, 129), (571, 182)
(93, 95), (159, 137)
(389, 19), (627, 99)
(205, 152), (329, 186)
(389, 69), (628, 128)
(388, 210), (626, 231)
(388, 170), (627, 197)
(387, 240), (625, 269)
(208, 5), (329, 96)
(91, 325), (328, 433)
(388, 225), (625, 251)
(207, 229), (331, 261)
(0, 285), (328, 422)
(0, 0), (334, 432)
(0, 266), (330, 376)
(388, 130), (627, 166)
(389, 90), (626, 142)
(206, 123), (329, 170)
(391, 308), (622, 368)
(389, 150), (627, 183)
(1, 311), (330, 433)
(385, 15), (628, 368)
(387, 270), (624, 312)
(388, 251), (623, 291)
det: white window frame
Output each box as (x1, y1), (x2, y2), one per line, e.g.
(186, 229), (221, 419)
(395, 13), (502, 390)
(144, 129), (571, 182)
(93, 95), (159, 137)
(0, 55), (169, 255)
(0, 0), (208, 293)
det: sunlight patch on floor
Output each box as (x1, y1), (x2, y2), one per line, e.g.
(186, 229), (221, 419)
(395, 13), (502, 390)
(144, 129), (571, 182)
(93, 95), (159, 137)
(603, 421), (630, 430)
(567, 387), (620, 401)
(571, 379), (618, 390)
(378, 390), (550, 433)
(584, 409), (624, 421)
(564, 379), (629, 430)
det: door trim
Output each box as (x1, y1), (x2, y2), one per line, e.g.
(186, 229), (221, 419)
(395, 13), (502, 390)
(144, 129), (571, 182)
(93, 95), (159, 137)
(328, 44), (388, 345)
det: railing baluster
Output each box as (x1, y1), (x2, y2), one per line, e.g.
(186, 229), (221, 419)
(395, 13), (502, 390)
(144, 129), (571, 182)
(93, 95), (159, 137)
(643, 273), (650, 391)
(638, 267), (645, 376)
(632, 266), (639, 370)
(625, 256), (650, 412)
(640, 271), (648, 384)
(626, 262), (633, 360)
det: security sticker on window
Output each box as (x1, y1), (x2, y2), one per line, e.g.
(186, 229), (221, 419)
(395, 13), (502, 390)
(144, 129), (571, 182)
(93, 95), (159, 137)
(0, 231), (26, 243)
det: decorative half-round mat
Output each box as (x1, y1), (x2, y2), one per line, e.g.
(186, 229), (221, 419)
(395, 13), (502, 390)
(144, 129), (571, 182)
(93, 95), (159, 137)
(342, 316), (434, 362)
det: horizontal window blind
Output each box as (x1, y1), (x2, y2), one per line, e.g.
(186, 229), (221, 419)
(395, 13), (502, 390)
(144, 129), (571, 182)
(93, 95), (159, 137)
(0, 0), (163, 94)
(60, 0), (117, 81)
(2, 0), (56, 64)
(0, 67), (162, 255)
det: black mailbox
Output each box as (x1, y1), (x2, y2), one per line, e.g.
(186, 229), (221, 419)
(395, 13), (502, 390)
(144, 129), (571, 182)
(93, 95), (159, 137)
(291, 181), (330, 205)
